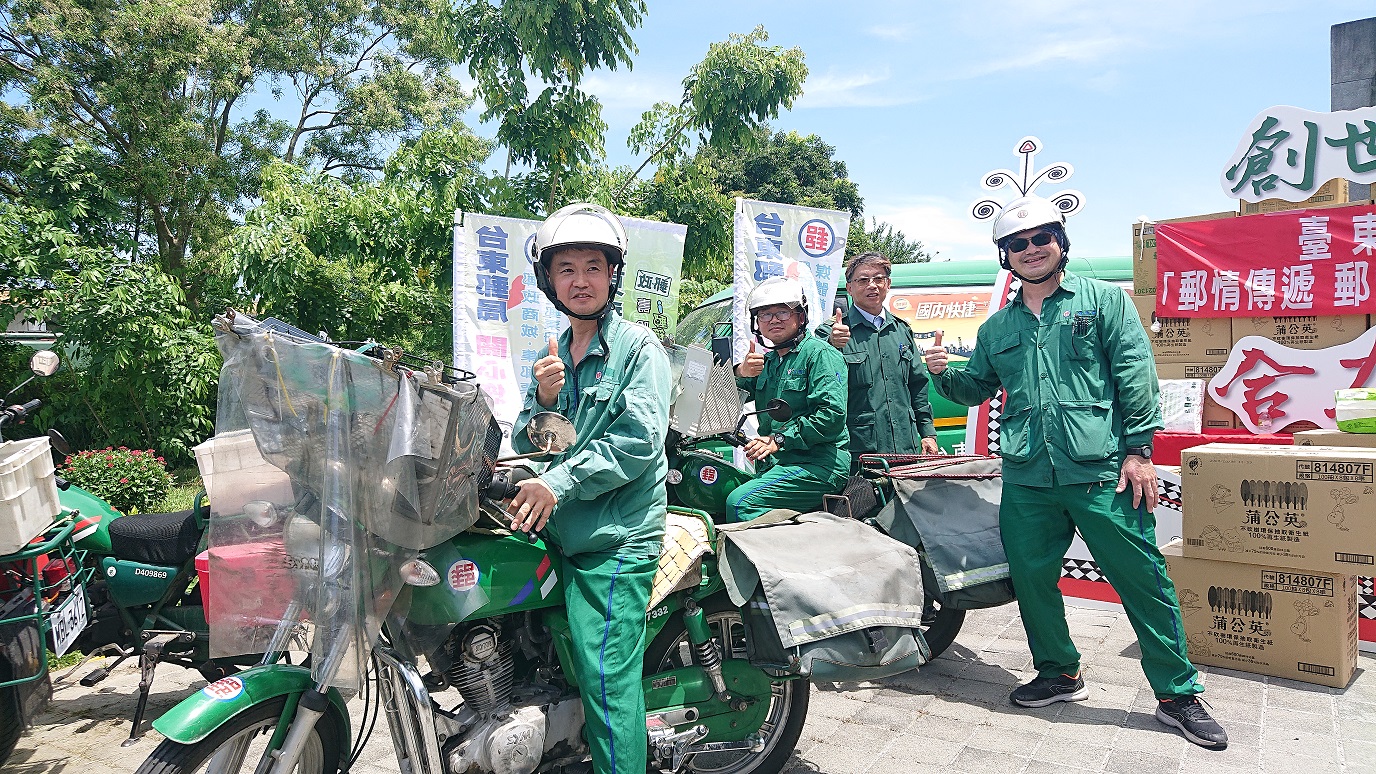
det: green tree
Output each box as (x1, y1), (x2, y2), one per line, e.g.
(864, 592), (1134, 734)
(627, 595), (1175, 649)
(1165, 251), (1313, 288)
(846, 216), (937, 264)
(447, 0), (646, 209)
(223, 124), (491, 357)
(2, 0), (470, 285)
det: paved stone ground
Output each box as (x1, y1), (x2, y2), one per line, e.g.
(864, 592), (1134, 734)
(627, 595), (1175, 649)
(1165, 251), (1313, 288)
(4, 602), (1373, 773)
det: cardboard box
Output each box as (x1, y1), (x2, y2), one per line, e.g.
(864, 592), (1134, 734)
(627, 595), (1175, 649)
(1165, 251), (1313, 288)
(1293, 429), (1376, 449)
(1238, 179), (1349, 215)
(1231, 315), (1369, 350)
(1132, 211), (1237, 297)
(1155, 363), (1235, 429)
(1179, 443), (1376, 575)
(1133, 296), (1232, 363)
(1163, 540), (1357, 688)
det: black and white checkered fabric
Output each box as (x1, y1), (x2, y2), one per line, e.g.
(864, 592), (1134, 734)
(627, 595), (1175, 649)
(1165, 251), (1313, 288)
(1062, 558), (1106, 583)
(1361, 577), (1376, 621)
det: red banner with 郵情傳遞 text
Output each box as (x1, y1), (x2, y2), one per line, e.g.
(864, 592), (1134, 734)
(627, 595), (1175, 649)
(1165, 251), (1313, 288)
(1155, 202), (1376, 317)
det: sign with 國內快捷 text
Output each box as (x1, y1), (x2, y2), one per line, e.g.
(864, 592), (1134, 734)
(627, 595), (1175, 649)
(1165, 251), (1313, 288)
(731, 198), (850, 362)
(453, 211), (686, 441)
(1154, 203), (1376, 318)
(1222, 105), (1376, 203)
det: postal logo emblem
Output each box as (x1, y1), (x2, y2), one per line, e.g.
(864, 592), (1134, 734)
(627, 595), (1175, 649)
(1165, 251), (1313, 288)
(798, 219), (836, 258)
(203, 676), (244, 701)
(448, 559), (480, 592)
(699, 466), (718, 486)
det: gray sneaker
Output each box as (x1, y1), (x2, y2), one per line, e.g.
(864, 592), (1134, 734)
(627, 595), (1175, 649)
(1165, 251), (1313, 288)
(1156, 696), (1228, 749)
(1009, 672), (1089, 708)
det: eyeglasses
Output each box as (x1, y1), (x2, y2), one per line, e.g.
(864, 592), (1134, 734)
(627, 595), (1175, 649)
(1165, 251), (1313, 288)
(755, 309), (795, 323)
(1006, 232), (1056, 254)
(848, 275), (889, 287)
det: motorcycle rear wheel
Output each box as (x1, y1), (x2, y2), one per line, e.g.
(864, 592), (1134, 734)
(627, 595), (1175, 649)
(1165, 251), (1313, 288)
(135, 696), (343, 774)
(921, 602), (966, 660)
(0, 684), (22, 767)
(644, 593), (809, 774)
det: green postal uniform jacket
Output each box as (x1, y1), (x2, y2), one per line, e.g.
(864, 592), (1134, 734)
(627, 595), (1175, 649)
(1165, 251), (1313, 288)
(735, 332), (851, 479)
(817, 306), (937, 456)
(929, 272), (1161, 487)
(512, 312), (672, 557)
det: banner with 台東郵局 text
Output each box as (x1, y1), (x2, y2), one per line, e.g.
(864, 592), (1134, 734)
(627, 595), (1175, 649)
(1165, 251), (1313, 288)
(453, 211), (686, 438)
(1154, 202), (1376, 318)
(731, 198), (850, 361)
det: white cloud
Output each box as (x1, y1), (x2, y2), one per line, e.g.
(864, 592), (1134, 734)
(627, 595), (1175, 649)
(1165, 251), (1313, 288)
(795, 67), (925, 109)
(580, 71), (683, 115)
(865, 22), (915, 42)
(869, 197), (996, 262)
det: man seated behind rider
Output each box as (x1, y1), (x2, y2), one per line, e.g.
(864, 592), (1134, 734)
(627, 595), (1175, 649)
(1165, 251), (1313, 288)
(507, 203), (672, 774)
(727, 276), (850, 522)
(817, 251), (939, 468)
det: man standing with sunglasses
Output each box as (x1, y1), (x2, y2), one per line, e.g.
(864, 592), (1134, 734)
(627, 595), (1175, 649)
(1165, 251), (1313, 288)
(819, 251), (940, 466)
(922, 196), (1227, 750)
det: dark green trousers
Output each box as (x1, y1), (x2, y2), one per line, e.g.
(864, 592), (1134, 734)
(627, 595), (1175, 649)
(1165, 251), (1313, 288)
(724, 463), (844, 522)
(1001, 481), (1203, 699)
(564, 549), (658, 774)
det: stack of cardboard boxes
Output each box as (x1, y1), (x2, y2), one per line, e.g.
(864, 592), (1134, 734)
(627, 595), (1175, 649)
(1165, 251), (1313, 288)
(1164, 441), (1367, 687)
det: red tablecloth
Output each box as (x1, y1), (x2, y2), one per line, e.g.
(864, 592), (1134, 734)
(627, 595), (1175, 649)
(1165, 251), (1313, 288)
(1153, 431), (1292, 466)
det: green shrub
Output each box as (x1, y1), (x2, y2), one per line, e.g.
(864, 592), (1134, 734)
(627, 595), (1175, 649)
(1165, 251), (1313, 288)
(62, 447), (173, 515)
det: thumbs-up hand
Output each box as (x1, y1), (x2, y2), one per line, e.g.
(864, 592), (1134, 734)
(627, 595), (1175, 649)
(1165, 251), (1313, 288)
(736, 340), (765, 378)
(534, 337), (565, 407)
(828, 308), (851, 349)
(923, 329), (949, 375)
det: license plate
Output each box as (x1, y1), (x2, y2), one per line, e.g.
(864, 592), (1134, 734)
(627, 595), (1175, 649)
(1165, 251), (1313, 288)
(49, 583), (87, 657)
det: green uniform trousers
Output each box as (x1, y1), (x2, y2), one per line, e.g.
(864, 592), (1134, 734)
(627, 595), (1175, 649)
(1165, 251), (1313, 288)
(724, 463), (844, 523)
(1001, 481), (1203, 699)
(564, 549), (658, 774)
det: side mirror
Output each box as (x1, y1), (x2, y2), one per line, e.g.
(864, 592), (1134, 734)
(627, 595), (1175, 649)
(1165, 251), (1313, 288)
(764, 398), (792, 423)
(710, 321), (734, 366)
(46, 429), (71, 456)
(29, 351), (59, 377)
(527, 412), (576, 455)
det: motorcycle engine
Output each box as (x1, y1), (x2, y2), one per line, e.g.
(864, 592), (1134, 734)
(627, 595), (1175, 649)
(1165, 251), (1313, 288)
(447, 623), (515, 716)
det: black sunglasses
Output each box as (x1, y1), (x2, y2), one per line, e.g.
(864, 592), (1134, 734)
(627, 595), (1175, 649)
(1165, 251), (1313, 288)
(1006, 232), (1055, 254)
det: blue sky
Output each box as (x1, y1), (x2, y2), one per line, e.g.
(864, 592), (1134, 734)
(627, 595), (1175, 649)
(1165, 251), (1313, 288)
(553, 1), (1376, 263)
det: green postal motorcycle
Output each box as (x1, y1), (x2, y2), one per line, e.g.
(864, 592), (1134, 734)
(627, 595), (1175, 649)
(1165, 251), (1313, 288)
(137, 313), (811, 774)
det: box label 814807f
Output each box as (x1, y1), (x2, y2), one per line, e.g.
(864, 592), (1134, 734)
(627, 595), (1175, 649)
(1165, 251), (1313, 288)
(1294, 460), (1374, 483)
(1261, 571), (1334, 596)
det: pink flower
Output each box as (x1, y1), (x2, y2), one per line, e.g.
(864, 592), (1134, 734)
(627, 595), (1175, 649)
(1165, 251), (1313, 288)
(120, 478), (128, 483)
(107, 462), (114, 467)
(157, 457), (165, 464)
(131, 450), (142, 456)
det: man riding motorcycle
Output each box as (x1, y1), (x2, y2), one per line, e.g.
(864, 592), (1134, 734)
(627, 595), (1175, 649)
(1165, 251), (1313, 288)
(727, 276), (850, 522)
(507, 203), (673, 774)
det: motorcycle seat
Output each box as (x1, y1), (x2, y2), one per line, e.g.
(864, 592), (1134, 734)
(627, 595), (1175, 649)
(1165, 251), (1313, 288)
(108, 509), (204, 567)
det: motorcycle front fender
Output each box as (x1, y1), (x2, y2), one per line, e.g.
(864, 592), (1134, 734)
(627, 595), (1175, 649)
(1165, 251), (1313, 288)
(151, 664), (351, 747)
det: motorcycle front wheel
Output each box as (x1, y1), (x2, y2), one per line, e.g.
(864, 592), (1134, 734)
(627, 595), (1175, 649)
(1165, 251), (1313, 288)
(135, 696), (343, 774)
(644, 593), (809, 774)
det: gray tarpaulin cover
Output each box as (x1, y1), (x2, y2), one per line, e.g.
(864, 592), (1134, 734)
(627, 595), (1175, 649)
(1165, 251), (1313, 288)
(717, 511), (926, 649)
(872, 457), (1010, 595)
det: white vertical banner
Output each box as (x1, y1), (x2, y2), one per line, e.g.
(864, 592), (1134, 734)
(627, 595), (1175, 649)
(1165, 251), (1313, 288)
(454, 210), (687, 442)
(731, 198), (850, 362)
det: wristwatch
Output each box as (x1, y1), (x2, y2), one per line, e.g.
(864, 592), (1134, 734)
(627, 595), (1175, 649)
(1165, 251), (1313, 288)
(1125, 444), (1153, 460)
(771, 433), (786, 450)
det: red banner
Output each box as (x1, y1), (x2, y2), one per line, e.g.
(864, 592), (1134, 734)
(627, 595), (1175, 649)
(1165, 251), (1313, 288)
(1155, 203), (1376, 317)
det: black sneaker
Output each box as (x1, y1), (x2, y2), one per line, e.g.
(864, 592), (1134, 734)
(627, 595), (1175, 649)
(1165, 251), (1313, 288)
(1009, 671), (1089, 708)
(1156, 696), (1228, 749)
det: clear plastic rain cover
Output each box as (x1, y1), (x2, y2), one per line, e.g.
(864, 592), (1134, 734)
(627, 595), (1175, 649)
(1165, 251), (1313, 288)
(204, 312), (500, 688)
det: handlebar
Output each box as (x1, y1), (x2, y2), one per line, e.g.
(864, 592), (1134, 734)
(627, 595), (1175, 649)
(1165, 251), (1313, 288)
(483, 467), (537, 501)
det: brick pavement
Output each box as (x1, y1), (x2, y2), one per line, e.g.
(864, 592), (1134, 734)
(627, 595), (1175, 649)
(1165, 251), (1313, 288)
(3, 602), (1373, 773)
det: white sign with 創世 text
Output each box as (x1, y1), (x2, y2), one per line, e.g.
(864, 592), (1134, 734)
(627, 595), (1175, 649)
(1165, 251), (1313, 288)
(1223, 105), (1376, 203)
(1208, 326), (1376, 433)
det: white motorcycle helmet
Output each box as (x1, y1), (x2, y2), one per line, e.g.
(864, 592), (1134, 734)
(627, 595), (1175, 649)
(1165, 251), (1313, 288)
(747, 277), (809, 350)
(990, 195), (1071, 285)
(531, 203), (629, 320)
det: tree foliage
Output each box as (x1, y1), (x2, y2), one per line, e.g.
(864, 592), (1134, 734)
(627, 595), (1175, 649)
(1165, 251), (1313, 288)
(1, 0), (470, 276)
(846, 216), (937, 264)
